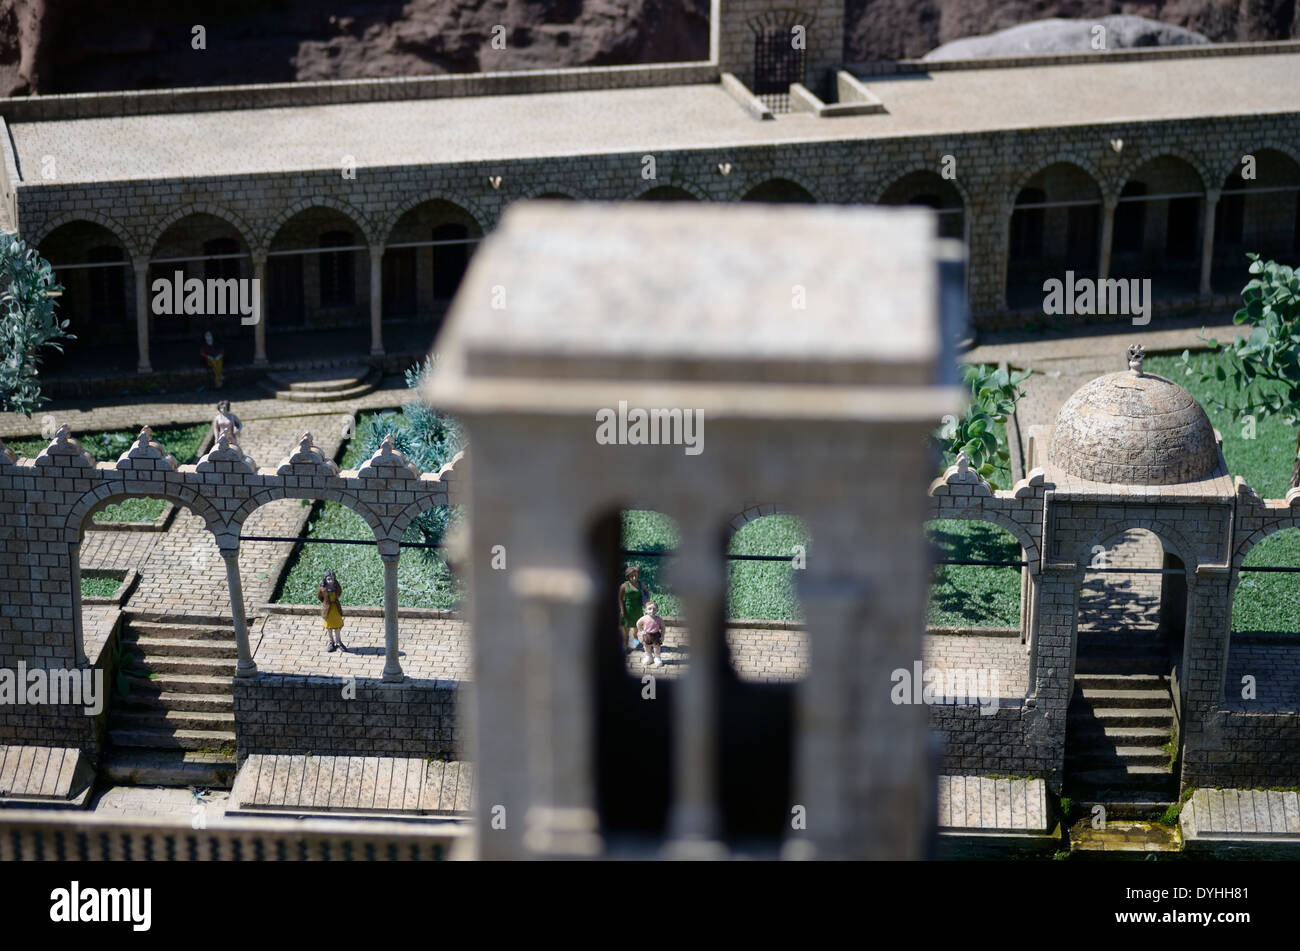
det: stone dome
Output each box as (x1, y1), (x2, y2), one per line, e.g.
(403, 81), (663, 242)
(1049, 352), (1219, 485)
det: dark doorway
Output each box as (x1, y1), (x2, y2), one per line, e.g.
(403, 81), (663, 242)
(431, 224), (470, 302)
(383, 247), (417, 318)
(1166, 197), (1200, 261)
(1114, 182), (1147, 256)
(752, 28), (805, 110)
(269, 254), (305, 327)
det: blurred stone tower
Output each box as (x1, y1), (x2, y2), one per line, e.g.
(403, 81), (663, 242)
(430, 201), (963, 860)
(713, 0), (846, 101)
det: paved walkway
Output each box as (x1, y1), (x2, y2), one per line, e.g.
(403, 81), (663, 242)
(0, 378), (411, 440)
(89, 785), (232, 823)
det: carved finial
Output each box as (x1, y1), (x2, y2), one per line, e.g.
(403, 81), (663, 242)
(1127, 343), (1145, 375)
(956, 451), (971, 474)
(55, 423), (71, 444)
(380, 433), (396, 453)
(299, 431), (314, 452)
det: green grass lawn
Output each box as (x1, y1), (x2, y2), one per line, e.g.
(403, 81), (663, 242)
(275, 410), (462, 610)
(6, 423), (209, 523)
(80, 575), (122, 598)
(926, 520), (1022, 628)
(621, 510), (811, 621)
(1146, 351), (1300, 634)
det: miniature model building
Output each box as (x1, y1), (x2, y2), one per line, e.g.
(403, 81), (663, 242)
(428, 201), (964, 859)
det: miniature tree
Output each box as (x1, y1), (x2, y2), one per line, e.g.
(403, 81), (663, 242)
(0, 232), (73, 416)
(1181, 254), (1300, 488)
(358, 356), (464, 557)
(935, 363), (1031, 490)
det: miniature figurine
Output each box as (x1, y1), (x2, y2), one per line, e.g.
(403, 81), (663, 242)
(212, 400), (242, 446)
(317, 570), (346, 652)
(200, 331), (225, 388)
(636, 601), (665, 667)
(618, 564), (651, 653)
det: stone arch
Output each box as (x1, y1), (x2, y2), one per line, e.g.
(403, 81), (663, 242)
(377, 193), (490, 248)
(737, 175), (821, 204)
(1116, 150), (1214, 197)
(30, 211), (141, 260)
(872, 166), (973, 210)
(1005, 158), (1105, 212)
(259, 196), (377, 255)
(934, 506), (1040, 574)
(64, 480), (226, 545)
(1229, 517), (1300, 601)
(145, 203), (257, 262)
(389, 490), (454, 544)
(1075, 520), (1198, 581)
(229, 486), (389, 545)
(630, 180), (710, 201)
(1213, 142), (1300, 189)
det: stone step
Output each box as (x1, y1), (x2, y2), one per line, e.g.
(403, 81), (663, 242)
(1066, 724), (1172, 744)
(120, 635), (239, 659)
(1072, 673), (1167, 691)
(124, 672), (234, 695)
(126, 620), (236, 641)
(110, 708), (236, 732)
(1074, 687), (1171, 709)
(1075, 799), (1178, 821)
(1066, 746), (1171, 768)
(115, 691), (233, 714)
(265, 366), (370, 391)
(122, 654), (238, 677)
(100, 749), (236, 789)
(1070, 707), (1174, 728)
(108, 728), (236, 752)
(259, 368), (381, 402)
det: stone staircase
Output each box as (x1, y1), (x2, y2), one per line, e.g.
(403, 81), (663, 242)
(1065, 670), (1178, 818)
(257, 365), (381, 402)
(103, 617), (239, 788)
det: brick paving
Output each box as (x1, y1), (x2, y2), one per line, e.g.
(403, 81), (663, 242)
(232, 754), (472, 816)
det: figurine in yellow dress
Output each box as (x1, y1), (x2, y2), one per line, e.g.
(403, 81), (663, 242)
(317, 570), (346, 653)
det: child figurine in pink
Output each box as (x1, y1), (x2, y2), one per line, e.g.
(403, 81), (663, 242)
(636, 601), (665, 667)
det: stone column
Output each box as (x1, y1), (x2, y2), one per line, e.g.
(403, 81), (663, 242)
(1098, 196), (1117, 283)
(664, 532), (727, 857)
(252, 253), (268, 366)
(380, 541), (404, 682)
(222, 549), (258, 678)
(514, 566), (602, 857)
(1200, 188), (1219, 296)
(69, 540), (87, 667)
(370, 246), (385, 357)
(132, 256), (151, 374)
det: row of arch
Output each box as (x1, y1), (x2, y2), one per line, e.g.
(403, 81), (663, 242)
(34, 146), (1300, 374)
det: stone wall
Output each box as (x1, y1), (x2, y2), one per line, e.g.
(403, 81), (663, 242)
(233, 675), (460, 759)
(11, 111), (1299, 324)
